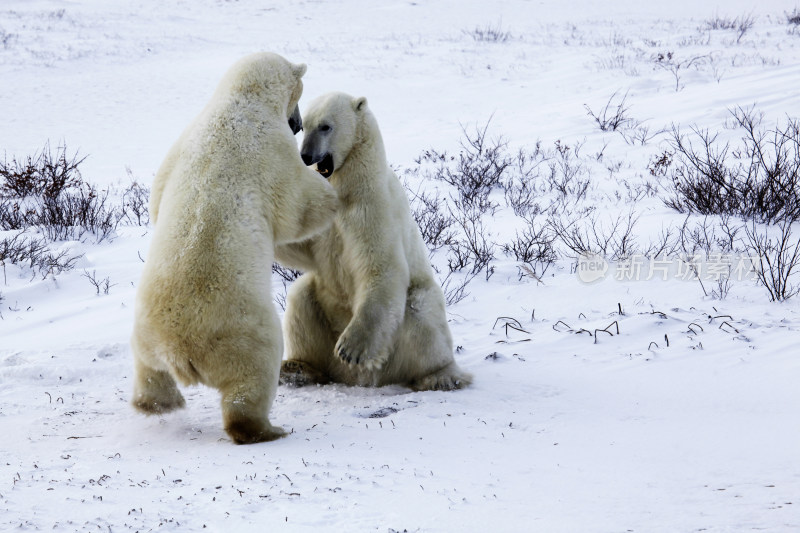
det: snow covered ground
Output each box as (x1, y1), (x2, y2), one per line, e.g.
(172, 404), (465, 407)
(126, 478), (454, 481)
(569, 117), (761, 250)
(2, 0), (800, 531)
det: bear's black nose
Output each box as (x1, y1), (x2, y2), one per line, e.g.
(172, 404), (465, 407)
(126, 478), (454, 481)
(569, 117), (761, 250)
(301, 153), (313, 166)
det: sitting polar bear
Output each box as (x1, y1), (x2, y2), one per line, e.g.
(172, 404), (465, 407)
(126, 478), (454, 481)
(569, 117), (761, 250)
(130, 53), (339, 444)
(277, 92), (472, 391)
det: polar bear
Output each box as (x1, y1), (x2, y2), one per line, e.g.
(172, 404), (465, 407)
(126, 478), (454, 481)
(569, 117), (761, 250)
(276, 92), (472, 391)
(130, 53), (339, 444)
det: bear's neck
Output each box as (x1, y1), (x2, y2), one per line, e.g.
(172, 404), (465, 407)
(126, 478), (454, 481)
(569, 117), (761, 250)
(209, 92), (284, 125)
(338, 119), (387, 180)
(239, 97), (284, 122)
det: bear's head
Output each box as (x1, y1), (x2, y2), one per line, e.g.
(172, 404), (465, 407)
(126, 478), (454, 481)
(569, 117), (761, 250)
(300, 92), (369, 178)
(216, 52), (307, 134)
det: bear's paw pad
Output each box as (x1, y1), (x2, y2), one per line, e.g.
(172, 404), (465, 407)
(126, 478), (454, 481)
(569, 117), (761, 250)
(279, 360), (329, 387)
(411, 367), (473, 392)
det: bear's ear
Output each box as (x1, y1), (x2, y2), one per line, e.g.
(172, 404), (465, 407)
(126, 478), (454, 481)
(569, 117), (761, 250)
(292, 63), (307, 79)
(352, 96), (368, 112)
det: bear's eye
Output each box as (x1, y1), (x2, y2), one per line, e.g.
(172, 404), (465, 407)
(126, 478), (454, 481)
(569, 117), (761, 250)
(319, 124), (331, 132)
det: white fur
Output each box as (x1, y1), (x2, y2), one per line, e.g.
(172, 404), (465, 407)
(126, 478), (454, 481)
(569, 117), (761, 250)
(277, 92), (472, 390)
(130, 53), (338, 444)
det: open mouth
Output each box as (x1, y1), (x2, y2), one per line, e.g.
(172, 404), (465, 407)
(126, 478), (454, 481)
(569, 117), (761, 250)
(316, 153), (334, 178)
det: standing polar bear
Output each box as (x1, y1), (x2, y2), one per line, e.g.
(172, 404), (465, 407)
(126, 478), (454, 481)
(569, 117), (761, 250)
(130, 53), (339, 444)
(277, 92), (472, 391)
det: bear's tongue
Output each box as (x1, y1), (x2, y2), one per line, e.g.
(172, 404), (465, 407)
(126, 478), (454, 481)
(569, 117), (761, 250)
(316, 153), (334, 178)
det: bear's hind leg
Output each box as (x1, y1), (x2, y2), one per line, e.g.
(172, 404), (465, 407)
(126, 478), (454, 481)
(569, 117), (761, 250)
(394, 285), (472, 392)
(131, 357), (186, 414)
(279, 275), (337, 387)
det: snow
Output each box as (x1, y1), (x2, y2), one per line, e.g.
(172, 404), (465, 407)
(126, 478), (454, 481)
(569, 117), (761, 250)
(2, 0), (800, 531)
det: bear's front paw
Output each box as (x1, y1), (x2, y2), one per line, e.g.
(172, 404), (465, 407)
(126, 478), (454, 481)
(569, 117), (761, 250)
(335, 327), (387, 371)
